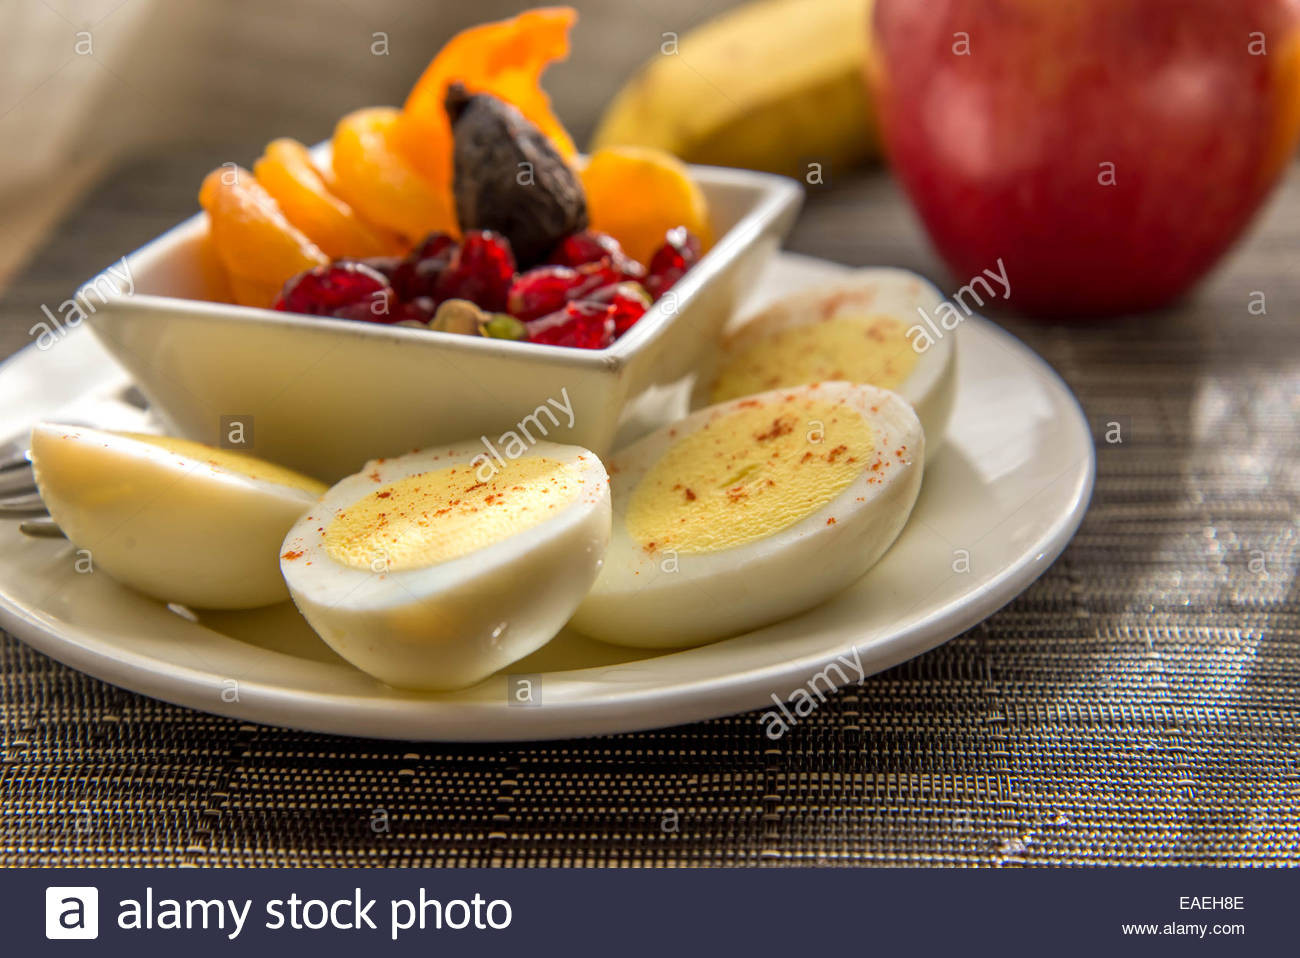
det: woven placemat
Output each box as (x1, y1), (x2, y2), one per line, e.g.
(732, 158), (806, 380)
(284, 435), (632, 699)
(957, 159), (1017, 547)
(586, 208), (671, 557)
(1, 153), (1296, 867)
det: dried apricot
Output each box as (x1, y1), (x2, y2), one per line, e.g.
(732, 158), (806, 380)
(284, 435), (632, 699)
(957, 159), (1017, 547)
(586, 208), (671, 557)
(227, 275), (284, 309)
(331, 107), (458, 243)
(198, 166), (329, 307)
(396, 7), (577, 197)
(579, 146), (712, 266)
(254, 138), (401, 259)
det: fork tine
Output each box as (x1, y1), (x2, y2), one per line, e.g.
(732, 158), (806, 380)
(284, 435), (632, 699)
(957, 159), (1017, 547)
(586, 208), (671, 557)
(0, 441), (30, 473)
(0, 464), (35, 496)
(19, 518), (64, 538)
(0, 492), (46, 515)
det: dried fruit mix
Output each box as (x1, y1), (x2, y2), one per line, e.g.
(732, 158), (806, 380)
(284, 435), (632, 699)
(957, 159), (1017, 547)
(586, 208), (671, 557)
(196, 8), (710, 348)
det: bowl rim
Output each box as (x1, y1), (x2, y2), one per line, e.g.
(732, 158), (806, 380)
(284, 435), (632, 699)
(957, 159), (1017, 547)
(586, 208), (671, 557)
(95, 161), (803, 374)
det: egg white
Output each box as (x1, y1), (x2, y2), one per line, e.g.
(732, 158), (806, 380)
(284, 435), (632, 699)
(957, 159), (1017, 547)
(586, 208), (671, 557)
(279, 440), (610, 691)
(30, 422), (325, 609)
(694, 267), (955, 462)
(571, 382), (924, 648)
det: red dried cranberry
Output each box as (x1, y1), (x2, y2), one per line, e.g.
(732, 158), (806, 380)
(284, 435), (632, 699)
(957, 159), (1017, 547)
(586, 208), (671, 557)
(644, 227), (702, 299)
(274, 262), (392, 317)
(527, 300), (616, 349)
(587, 282), (652, 336)
(507, 265), (584, 322)
(434, 230), (516, 311)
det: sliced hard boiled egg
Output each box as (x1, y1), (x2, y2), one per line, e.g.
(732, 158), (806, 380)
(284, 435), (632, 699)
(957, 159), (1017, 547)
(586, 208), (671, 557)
(30, 423), (326, 609)
(571, 382), (923, 648)
(694, 268), (955, 462)
(280, 441), (610, 690)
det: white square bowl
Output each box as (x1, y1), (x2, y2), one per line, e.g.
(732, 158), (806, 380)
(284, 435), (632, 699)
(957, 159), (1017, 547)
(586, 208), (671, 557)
(86, 162), (802, 480)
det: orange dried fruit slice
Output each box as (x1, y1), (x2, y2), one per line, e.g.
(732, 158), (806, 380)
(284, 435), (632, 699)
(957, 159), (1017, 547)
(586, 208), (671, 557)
(579, 146), (713, 266)
(254, 138), (401, 259)
(227, 275), (284, 309)
(198, 166), (329, 307)
(397, 7), (577, 194)
(331, 107), (458, 242)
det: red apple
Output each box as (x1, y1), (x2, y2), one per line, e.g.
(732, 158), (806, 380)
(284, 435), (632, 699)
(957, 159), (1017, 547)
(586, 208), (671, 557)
(869, 0), (1300, 317)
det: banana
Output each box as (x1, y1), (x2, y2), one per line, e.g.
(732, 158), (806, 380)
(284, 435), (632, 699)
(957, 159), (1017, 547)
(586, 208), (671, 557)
(591, 0), (877, 178)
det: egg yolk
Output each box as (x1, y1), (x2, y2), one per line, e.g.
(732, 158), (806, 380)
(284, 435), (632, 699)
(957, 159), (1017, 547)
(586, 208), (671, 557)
(710, 314), (919, 403)
(125, 432), (326, 494)
(324, 457), (582, 571)
(625, 396), (872, 555)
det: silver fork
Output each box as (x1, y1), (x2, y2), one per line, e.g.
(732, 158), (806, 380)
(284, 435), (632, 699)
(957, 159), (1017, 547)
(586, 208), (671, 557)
(0, 434), (43, 518)
(2, 387), (156, 534)
(0, 434), (60, 536)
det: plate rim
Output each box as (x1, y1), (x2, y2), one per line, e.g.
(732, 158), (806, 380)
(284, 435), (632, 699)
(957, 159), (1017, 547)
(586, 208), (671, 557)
(0, 254), (1095, 741)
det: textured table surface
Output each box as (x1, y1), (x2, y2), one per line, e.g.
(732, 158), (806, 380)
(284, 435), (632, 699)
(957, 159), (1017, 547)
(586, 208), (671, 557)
(0, 153), (1296, 867)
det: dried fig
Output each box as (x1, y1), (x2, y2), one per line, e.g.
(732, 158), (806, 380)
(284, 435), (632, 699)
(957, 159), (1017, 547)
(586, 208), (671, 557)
(446, 83), (587, 267)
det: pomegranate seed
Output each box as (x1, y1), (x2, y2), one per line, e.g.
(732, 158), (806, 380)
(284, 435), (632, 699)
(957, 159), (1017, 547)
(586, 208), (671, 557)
(389, 296), (437, 325)
(617, 257), (647, 281)
(394, 257), (449, 300)
(507, 265), (585, 322)
(408, 296), (437, 319)
(435, 229), (516, 311)
(330, 291), (399, 323)
(411, 231), (457, 261)
(570, 260), (623, 299)
(527, 300), (616, 349)
(550, 229), (646, 280)
(549, 230), (621, 267)
(644, 227), (702, 299)
(358, 256), (402, 284)
(656, 226), (703, 269)
(587, 282), (652, 336)
(385, 232), (459, 300)
(643, 275), (669, 300)
(275, 261), (392, 317)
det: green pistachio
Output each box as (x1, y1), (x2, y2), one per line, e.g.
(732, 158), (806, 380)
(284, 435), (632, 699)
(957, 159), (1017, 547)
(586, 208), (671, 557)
(480, 313), (528, 341)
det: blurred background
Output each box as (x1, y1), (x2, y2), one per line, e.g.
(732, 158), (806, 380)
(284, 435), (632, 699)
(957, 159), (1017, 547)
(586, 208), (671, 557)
(0, 0), (743, 287)
(7, 0), (1296, 319)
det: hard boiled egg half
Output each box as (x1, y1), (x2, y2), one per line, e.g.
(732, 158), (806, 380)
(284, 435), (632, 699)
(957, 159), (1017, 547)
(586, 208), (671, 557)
(280, 441), (610, 690)
(30, 423), (326, 609)
(571, 382), (923, 648)
(694, 268), (955, 462)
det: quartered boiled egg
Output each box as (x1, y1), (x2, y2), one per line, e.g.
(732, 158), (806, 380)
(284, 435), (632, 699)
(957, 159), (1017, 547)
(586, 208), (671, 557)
(279, 441), (610, 690)
(30, 423), (326, 609)
(571, 382), (923, 648)
(694, 268), (955, 462)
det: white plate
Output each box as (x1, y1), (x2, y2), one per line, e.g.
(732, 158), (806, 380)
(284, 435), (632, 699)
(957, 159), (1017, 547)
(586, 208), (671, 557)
(0, 253), (1094, 741)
